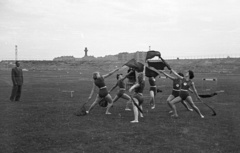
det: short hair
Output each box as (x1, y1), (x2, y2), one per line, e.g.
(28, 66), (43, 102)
(15, 61), (19, 65)
(116, 73), (122, 79)
(93, 72), (99, 80)
(178, 72), (184, 77)
(188, 70), (194, 79)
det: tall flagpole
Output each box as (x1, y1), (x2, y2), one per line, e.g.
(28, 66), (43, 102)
(15, 45), (18, 61)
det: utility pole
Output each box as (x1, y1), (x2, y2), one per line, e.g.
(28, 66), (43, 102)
(15, 45), (18, 61)
(149, 46), (151, 51)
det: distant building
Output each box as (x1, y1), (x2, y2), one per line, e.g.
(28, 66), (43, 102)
(81, 55), (95, 61)
(134, 51), (147, 62)
(53, 50), (147, 62)
(53, 56), (75, 61)
(97, 55), (118, 61)
(118, 51), (147, 62)
(118, 52), (134, 62)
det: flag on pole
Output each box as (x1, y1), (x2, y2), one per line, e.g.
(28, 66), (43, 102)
(136, 62), (144, 72)
(147, 60), (166, 70)
(124, 58), (144, 72)
(145, 66), (159, 77)
(126, 68), (136, 83)
(145, 50), (161, 61)
(146, 50), (172, 70)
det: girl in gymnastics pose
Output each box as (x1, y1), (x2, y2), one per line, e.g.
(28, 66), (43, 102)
(158, 70), (193, 113)
(109, 73), (132, 111)
(126, 68), (136, 90)
(148, 76), (157, 109)
(169, 69), (204, 118)
(129, 67), (146, 123)
(86, 68), (119, 114)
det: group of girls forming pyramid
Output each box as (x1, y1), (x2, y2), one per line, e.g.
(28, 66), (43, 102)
(85, 51), (205, 123)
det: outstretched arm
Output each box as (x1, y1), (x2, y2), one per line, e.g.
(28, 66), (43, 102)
(88, 81), (95, 101)
(147, 66), (160, 74)
(121, 70), (134, 81)
(142, 65), (146, 81)
(190, 82), (201, 100)
(109, 83), (118, 93)
(146, 66), (172, 80)
(171, 69), (184, 80)
(188, 88), (194, 93)
(158, 70), (175, 80)
(102, 68), (119, 79)
(129, 83), (139, 93)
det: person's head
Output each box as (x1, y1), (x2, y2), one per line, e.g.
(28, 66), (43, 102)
(178, 72), (184, 77)
(185, 70), (194, 79)
(137, 73), (144, 83)
(15, 61), (20, 67)
(93, 72), (100, 80)
(116, 73), (123, 80)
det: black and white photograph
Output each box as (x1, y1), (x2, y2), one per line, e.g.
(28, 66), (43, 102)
(0, 0), (240, 152)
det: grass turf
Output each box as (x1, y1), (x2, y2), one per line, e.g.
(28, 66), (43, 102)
(0, 70), (240, 153)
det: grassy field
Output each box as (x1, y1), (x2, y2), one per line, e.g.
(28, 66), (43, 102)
(0, 69), (240, 153)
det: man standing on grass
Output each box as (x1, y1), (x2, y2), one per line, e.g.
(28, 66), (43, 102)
(10, 61), (23, 102)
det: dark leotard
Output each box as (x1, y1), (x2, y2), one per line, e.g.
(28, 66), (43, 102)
(116, 79), (126, 97)
(133, 81), (145, 105)
(94, 76), (108, 98)
(149, 77), (157, 96)
(179, 78), (192, 100)
(171, 78), (181, 97)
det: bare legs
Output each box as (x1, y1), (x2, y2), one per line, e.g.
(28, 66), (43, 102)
(87, 94), (113, 114)
(181, 101), (193, 112)
(167, 95), (175, 113)
(169, 96), (204, 118)
(105, 94), (114, 114)
(111, 93), (132, 111)
(149, 91), (155, 109)
(169, 96), (182, 117)
(167, 95), (193, 113)
(131, 98), (143, 123)
(121, 94), (132, 110)
(87, 95), (102, 113)
(184, 96), (204, 118)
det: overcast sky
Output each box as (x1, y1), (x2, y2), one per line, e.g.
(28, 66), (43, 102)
(0, 0), (240, 60)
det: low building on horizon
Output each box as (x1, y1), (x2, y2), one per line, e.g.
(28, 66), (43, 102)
(53, 56), (75, 61)
(118, 51), (147, 63)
